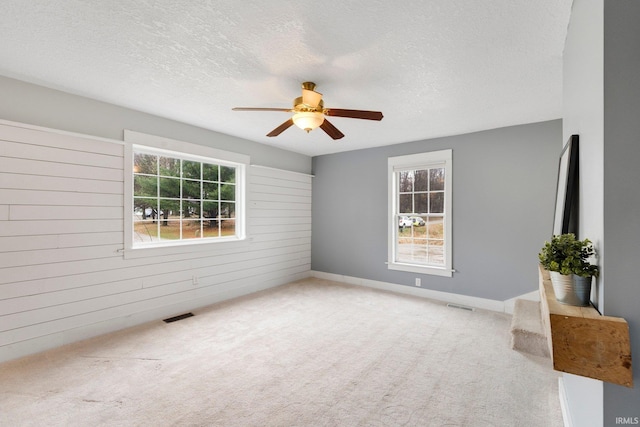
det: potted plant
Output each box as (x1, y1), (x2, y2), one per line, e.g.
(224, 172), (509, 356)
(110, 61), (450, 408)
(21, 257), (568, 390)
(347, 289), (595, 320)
(538, 233), (599, 306)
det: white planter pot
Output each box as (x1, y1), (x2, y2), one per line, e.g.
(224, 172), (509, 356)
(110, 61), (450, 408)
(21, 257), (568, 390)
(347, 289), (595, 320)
(549, 272), (592, 306)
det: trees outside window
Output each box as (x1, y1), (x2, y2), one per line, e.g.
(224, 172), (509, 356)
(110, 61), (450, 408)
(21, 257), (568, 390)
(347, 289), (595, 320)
(132, 147), (240, 246)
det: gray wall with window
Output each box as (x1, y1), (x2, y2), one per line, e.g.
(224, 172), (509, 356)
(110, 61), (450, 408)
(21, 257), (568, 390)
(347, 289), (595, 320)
(311, 119), (561, 301)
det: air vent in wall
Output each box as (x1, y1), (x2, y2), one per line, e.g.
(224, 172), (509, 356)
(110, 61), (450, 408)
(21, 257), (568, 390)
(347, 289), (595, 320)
(446, 303), (475, 312)
(163, 312), (194, 323)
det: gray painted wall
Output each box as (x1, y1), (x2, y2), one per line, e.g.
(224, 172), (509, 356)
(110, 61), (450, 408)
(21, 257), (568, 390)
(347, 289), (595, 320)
(312, 120), (561, 301)
(603, 0), (640, 421)
(0, 76), (311, 174)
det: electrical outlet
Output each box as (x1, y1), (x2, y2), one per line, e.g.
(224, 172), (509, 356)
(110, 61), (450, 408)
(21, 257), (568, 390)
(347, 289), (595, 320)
(415, 278), (421, 287)
(192, 275), (199, 286)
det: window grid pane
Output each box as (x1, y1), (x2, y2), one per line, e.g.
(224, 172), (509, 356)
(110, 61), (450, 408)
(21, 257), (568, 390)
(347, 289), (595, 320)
(133, 150), (237, 245)
(395, 165), (446, 267)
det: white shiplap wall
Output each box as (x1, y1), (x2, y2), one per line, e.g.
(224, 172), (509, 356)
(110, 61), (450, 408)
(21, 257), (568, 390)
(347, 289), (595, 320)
(0, 121), (311, 362)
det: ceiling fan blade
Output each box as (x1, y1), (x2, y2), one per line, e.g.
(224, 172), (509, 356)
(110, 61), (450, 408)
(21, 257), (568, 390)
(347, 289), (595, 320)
(320, 119), (345, 140)
(302, 88), (322, 108)
(266, 118), (294, 137)
(232, 107), (292, 112)
(325, 108), (383, 121)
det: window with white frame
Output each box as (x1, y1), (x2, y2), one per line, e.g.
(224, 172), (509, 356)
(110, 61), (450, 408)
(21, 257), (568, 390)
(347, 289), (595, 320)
(124, 131), (247, 250)
(388, 150), (452, 276)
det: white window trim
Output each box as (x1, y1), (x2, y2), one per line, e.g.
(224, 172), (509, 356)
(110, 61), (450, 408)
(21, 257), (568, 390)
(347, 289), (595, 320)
(387, 150), (453, 277)
(123, 130), (249, 258)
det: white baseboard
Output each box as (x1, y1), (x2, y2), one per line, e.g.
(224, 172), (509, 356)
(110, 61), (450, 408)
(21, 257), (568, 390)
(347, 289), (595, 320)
(0, 272), (310, 364)
(559, 377), (573, 427)
(2, 270), (533, 364)
(310, 270), (533, 313)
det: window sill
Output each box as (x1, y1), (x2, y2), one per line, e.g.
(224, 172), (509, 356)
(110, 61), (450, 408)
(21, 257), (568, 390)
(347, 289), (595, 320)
(122, 236), (249, 259)
(387, 262), (454, 277)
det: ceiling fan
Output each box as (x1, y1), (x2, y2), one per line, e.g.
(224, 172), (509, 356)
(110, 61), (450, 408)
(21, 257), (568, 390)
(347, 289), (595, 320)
(232, 82), (383, 140)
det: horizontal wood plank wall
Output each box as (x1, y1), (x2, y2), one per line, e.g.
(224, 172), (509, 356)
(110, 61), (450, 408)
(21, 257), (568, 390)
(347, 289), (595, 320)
(0, 123), (311, 362)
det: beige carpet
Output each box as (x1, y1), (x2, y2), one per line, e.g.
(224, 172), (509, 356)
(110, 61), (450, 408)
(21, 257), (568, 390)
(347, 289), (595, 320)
(0, 278), (563, 427)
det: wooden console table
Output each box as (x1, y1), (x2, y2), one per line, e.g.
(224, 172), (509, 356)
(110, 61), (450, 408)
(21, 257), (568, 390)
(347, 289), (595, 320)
(538, 265), (633, 388)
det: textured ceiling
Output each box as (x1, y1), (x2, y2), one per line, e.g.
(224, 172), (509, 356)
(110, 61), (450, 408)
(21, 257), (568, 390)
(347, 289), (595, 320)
(0, 1), (573, 157)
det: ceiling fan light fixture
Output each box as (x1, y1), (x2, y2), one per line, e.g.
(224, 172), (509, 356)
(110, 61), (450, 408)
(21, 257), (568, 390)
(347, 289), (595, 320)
(292, 111), (325, 133)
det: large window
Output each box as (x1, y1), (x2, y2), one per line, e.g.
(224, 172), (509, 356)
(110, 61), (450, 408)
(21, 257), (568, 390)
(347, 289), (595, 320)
(388, 150), (452, 276)
(124, 131), (247, 251)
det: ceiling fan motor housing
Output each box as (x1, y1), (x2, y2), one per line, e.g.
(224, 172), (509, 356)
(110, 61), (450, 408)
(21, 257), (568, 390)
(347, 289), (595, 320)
(293, 96), (324, 112)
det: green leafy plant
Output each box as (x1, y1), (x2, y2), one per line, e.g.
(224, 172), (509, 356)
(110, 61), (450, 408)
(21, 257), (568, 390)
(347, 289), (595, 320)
(538, 233), (599, 278)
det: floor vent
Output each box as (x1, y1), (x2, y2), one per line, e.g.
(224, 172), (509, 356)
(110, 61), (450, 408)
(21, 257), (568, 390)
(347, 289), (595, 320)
(163, 312), (194, 323)
(447, 303), (475, 312)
